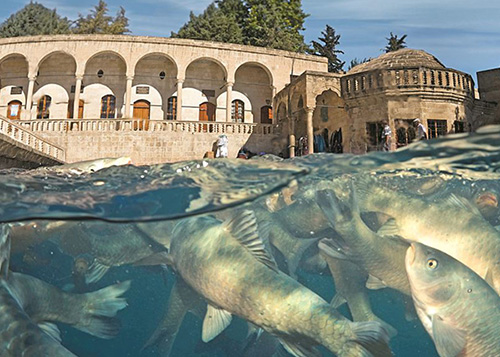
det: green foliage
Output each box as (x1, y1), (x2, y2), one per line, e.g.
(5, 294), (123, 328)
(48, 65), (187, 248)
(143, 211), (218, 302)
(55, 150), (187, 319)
(348, 57), (371, 71)
(309, 25), (344, 73)
(73, 0), (130, 35)
(384, 32), (407, 53)
(0, 2), (71, 38)
(173, 0), (309, 52)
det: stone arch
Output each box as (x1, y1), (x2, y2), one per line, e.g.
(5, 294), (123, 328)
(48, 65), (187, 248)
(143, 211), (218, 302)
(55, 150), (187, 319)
(125, 84), (164, 120)
(216, 90), (252, 123)
(35, 51), (77, 74)
(277, 102), (287, 121)
(234, 62), (273, 123)
(0, 54), (29, 117)
(313, 89), (348, 152)
(80, 83), (114, 119)
(32, 84), (69, 119)
(84, 52), (127, 118)
(134, 53), (177, 119)
(186, 57), (228, 81)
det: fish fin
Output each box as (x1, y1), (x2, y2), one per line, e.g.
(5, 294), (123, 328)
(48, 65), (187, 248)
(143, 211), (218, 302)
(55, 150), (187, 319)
(376, 219), (400, 237)
(432, 315), (466, 357)
(133, 252), (173, 267)
(279, 338), (321, 357)
(0, 225), (11, 279)
(202, 304), (232, 342)
(224, 210), (279, 272)
(484, 268), (495, 289)
(350, 321), (392, 357)
(318, 238), (356, 261)
(85, 261), (110, 284)
(77, 280), (131, 338)
(315, 189), (354, 228)
(38, 322), (62, 343)
(366, 275), (387, 290)
(445, 194), (482, 216)
(374, 319), (398, 339)
(330, 293), (347, 309)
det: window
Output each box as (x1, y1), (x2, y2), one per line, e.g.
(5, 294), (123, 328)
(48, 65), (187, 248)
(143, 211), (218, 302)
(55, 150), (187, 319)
(232, 100), (244, 123)
(100, 95), (116, 119)
(366, 122), (384, 152)
(167, 96), (177, 120)
(37, 95), (51, 119)
(260, 105), (272, 124)
(427, 119), (447, 139)
(394, 119), (416, 148)
(454, 120), (465, 133)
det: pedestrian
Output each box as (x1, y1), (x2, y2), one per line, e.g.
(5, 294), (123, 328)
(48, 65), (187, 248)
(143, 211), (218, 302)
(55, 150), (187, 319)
(216, 134), (228, 158)
(381, 121), (392, 151)
(413, 118), (427, 140)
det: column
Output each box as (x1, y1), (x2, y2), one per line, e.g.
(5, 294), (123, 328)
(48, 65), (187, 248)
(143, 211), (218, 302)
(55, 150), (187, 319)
(176, 79), (183, 121)
(124, 76), (133, 118)
(306, 107), (314, 155)
(289, 133), (295, 158)
(25, 76), (36, 120)
(225, 82), (233, 122)
(73, 75), (83, 119)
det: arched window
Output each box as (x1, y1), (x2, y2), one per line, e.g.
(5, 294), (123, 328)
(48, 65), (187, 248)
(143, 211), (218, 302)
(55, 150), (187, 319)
(167, 96), (177, 120)
(232, 99), (244, 123)
(7, 100), (22, 120)
(260, 105), (272, 124)
(37, 95), (51, 119)
(100, 95), (116, 119)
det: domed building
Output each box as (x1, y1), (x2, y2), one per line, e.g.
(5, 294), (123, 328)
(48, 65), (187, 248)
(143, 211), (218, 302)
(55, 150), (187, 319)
(0, 37), (498, 167)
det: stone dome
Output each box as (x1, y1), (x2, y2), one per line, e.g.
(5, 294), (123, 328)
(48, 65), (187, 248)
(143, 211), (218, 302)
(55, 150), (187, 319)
(347, 49), (446, 75)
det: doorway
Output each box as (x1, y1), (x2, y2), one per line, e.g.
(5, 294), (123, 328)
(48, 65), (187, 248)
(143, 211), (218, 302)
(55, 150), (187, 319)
(7, 100), (22, 119)
(133, 100), (150, 130)
(199, 102), (215, 132)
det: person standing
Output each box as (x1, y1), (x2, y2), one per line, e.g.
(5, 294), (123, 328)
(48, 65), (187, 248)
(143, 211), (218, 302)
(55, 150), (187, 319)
(216, 134), (228, 158)
(413, 118), (427, 140)
(381, 121), (392, 151)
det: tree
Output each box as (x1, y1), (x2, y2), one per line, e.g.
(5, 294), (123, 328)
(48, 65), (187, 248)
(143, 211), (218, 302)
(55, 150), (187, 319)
(172, 1), (244, 44)
(384, 32), (407, 53)
(309, 25), (344, 73)
(0, 2), (71, 38)
(73, 0), (129, 35)
(348, 57), (371, 71)
(173, 0), (309, 52)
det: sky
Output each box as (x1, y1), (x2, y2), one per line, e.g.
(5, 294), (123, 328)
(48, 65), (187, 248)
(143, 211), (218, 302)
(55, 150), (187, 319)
(2, 0), (499, 82)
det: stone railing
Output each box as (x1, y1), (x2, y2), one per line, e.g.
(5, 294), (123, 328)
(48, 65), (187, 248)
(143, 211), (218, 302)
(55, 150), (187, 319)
(342, 67), (475, 98)
(18, 119), (280, 135)
(0, 116), (66, 161)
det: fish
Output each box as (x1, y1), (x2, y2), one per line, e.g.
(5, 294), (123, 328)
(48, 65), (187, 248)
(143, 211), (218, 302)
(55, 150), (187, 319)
(405, 242), (500, 357)
(41, 156), (132, 175)
(168, 210), (391, 356)
(316, 186), (411, 296)
(352, 173), (500, 294)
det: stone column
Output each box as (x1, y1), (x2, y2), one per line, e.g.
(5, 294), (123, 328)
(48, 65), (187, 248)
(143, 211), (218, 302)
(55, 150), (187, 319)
(306, 107), (314, 154)
(176, 79), (183, 121)
(124, 76), (133, 118)
(25, 76), (36, 120)
(225, 82), (233, 122)
(289, 133), (295, 158)
(73, 75), (83, 119)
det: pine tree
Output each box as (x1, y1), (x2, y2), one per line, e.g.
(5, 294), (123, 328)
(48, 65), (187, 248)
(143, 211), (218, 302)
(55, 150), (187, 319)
(384, 32), (407, 53)
(0, 2), (71, 38)
(309, 25), (344, 73)
(73, 0), (130, 35)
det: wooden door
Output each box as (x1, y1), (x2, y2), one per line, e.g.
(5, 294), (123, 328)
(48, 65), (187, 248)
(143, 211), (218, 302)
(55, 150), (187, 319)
(261, 105), (273, 124)
(199, 102), (215, 132)
(7, 100), (22, 119)
(78, 100), (84, 119)
(133, 100), (150, 130)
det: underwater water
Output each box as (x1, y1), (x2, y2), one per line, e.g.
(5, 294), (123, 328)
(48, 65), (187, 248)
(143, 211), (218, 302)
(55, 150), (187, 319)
(2, 125), (500, 356)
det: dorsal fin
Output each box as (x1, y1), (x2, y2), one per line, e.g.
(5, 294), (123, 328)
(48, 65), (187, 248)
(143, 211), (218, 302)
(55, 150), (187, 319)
(445, 194), (482, 216)
(223, 210), (278, 272)
(0, 225), (11, 279)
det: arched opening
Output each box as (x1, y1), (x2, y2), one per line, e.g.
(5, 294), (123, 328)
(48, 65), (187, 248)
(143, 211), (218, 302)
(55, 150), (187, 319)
(313, 90), (348, 153)
(133, 99), (150, 130)
(7, 100), (22, 119)
(135, 54), (177, 119)
(261, 105), (273, 124)
(167, 96), (177, 120)
(100, 95), (116, 119)
(199, 101), (216, 132)
(37, 95), (51, 119)
(232, 99), (244, 123)
(185, 58), (226, 122)
(234, 62), (272, 123)
(84, 52), (126, 118)
(0, 54), (28, 117)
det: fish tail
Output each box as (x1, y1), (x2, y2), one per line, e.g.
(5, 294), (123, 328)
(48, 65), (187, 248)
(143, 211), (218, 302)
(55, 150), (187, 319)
(347, 321), (392, 357)
(78, 280), (131, 339)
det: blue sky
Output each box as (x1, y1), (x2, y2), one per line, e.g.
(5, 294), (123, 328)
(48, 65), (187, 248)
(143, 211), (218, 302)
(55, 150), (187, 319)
(2, 0), (499, 82)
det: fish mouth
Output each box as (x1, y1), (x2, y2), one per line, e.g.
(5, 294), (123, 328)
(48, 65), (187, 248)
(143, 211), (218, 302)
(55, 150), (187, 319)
(406, 244), (417, 266)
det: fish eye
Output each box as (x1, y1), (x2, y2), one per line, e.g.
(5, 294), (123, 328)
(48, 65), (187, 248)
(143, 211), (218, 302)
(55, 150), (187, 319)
(427, 258), (438, 270)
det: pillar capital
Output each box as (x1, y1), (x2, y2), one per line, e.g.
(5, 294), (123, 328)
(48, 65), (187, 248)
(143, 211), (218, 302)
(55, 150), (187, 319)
(226, 81), (234, 87)
(126, 76), (134, 82)
(75, 74), (84, 81)
(28, 75), (37, 82)
(176, 78), (185, 84)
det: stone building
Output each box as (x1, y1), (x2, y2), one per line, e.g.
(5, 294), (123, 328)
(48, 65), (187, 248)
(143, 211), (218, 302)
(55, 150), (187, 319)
(0, 36), (498, 165)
